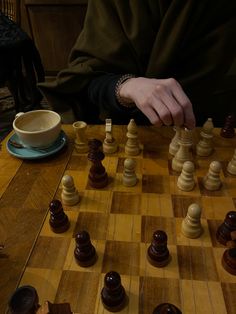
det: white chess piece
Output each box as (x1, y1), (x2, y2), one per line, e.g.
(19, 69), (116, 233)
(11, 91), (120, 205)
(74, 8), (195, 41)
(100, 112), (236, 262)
(123, 158), (138, 186)
(61, 175), (80, 206)
(169, 126), (181, 156)
(125, 119), (140, 156)
(181, 203), (203, 238)
(196, 118), (214, 156)
(177, 161), (195, 191)
(172, 128), (192, 172)
(103, 118), (118, 154)
(227, 149), (236, 175)
(203, 161), (222, 191)
(73, 121), (89, 153)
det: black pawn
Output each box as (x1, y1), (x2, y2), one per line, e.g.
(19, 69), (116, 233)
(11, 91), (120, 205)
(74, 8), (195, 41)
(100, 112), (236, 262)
(220, 114), (235, 138)
(8, 285), (40, 314)
(216, 211), (236, 246)
(153, 303), (182, 314)
(147, 230), (171, 267)
(222, 231), (236, 275)
(88, 139), (108, 188)
(74, 230), (97, 267)
(49, 199), (70, 233)
(101, 271), (127, 312)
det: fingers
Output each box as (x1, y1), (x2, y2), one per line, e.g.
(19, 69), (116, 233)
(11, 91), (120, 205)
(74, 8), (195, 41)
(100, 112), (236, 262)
(127, 77), (196, 128)
(141, 105), (163, 127)
(164, 79), (196, 129)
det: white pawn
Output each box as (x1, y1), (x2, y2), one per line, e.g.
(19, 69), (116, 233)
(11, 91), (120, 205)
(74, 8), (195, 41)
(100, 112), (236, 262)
(61, 175), (80, 206)
(203, 161), (222, 191)
(172, 128), (192, 172)
(123, 158), (137, 187)
(227, 149), (236, 175)
(103, 118), (118, 154)
(196, 118), (214, 157)
(177, 161), (195, 191)
(181, 203), (203, 238)
(125, 119), (140, 156)
(169, 126), (181, 156)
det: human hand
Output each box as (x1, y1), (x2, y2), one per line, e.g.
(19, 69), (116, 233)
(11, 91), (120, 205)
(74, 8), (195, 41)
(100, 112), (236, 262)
(119, 77), (195, 129)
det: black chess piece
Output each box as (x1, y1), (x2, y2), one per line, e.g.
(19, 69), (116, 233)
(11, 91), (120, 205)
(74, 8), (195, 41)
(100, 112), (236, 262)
(8, 285), (40, 314)
(74, 230), (97, 267)
(147, 230), (171, 267)
(216, 211), (236, 246)
(153, 303), (182, 314)
(49, 199), (70, 233)
(222, 231), (236, 276)
(220, 114), (235, 138)
(88, 139), (108, 188)
(101, 271), (127, 312)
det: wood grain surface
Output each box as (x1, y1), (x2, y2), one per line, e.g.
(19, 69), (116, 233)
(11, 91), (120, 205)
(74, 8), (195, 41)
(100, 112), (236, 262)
(1, 124), (236, 313)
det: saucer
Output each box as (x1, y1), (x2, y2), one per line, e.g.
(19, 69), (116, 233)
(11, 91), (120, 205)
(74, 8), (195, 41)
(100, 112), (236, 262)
(6, 130), (67, 160)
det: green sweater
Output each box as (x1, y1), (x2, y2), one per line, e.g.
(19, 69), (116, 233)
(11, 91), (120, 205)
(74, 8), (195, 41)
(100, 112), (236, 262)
(39, 0), (236, 126)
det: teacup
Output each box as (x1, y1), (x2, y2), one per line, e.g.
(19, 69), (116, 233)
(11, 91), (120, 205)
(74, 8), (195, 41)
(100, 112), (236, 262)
(13, 110), (61, 148)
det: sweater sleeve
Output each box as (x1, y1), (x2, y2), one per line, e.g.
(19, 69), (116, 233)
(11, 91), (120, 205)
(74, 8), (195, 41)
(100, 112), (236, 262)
(87, 73), (148, 124)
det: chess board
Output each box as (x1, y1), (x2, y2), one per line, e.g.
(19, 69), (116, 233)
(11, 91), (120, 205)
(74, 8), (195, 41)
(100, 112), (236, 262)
(17, 125), (236, 314)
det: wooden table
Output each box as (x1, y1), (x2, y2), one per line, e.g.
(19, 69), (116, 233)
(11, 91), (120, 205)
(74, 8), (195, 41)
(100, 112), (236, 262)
(0, 124), (236, 313)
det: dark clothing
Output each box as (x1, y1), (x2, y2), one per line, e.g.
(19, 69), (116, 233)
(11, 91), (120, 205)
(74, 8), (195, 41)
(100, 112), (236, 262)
(39, 0), (236, 126)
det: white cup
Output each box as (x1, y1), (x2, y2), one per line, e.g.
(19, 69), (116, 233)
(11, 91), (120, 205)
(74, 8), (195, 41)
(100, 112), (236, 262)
(13, 110), (61, 148)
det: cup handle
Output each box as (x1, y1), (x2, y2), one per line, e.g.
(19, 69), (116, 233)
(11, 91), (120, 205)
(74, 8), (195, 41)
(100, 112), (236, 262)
(15, 112), (24, 119)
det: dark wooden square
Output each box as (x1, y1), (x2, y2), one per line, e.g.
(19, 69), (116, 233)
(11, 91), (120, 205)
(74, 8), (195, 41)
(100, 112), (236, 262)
(177, 245), (219, 281)
(73, 212), (109, 240)
(171, 195), (202, 218)
(111, 192), (141, 214)
(102, 241), (140, 276)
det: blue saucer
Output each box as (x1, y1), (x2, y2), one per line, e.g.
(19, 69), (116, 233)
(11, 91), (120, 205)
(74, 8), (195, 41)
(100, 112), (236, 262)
(6, 130), (67, 160)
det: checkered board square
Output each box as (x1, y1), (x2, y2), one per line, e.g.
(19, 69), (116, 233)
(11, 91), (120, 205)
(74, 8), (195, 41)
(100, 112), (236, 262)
(19, 126), (236, 314)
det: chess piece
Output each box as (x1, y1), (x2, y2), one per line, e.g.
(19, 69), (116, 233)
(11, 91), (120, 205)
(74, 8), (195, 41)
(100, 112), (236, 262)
(73, 121), (89, 153)
(125, 119), (140, 156)
(169, 126), (181, 156)
(222, 231), (236, 275)
(74, 230), (97, 267)
(172, 127), (192, 172)
(203, 160), (222, 191)
(196, 118), (214, 156)
(101, 271), (127, 312)
(153, 303), (182, 314)
(88, 139), (108, 188)
(49, 199), (70, 233)
(8, 285), (39, 314)
(221, 114), (235, 138)
(123, 158), (138, 186)
(103, 118), (118, 154)
(147, 230), (171, 267)
(216, 211), (236, 246)
(181, 203), (203, 238)
(227, 149), (236, 176)
(177, 160), (195, 191)
(61, 174), (79, 206)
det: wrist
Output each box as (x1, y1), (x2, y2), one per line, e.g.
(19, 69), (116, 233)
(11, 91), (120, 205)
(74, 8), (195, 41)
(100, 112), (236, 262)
(115, 74), (136, 108)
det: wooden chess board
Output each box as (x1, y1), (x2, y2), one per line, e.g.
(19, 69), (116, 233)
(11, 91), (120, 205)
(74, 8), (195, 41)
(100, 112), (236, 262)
(8, 125), (236, 313)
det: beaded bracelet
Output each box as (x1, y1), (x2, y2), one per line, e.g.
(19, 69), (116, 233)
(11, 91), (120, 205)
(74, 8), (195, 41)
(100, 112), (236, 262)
(115, 74), (136, 108)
